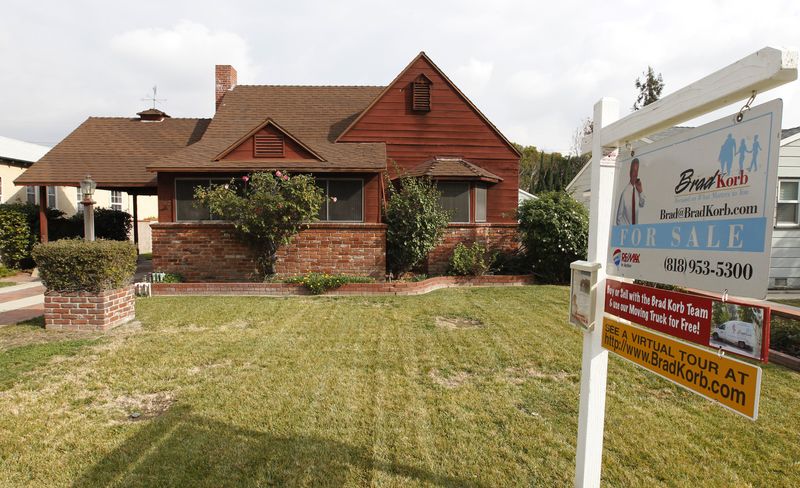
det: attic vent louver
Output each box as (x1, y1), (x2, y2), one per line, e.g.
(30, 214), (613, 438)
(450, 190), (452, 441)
(254, 134), (284, 157)
(412, 75), (431, 112)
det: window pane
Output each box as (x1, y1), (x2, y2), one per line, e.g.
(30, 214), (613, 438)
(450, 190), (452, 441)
(316, 180), (328, 220)
(475, 185), (487, 222)
(328, 180), (363, 221)
(438, 182), (470, 222)
(780, 181), (798, 201)
(47, 186), (56, 208)
(176, 179), (211, 221)
(76, 188), (84, 214)
(27, 186), (36, 204)
(777, 203), (798, 224)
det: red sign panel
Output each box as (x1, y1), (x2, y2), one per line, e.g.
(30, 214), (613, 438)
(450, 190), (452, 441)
(605, 279), (770, 362)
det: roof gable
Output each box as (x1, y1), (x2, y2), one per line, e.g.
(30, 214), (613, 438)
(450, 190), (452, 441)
(215, 119), (325, 162)
(336, 52), (521, 158)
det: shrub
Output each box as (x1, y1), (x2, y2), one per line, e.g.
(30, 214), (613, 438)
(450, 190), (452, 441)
(94, 208), (133, 240)
(32, 239), (137, 292)
(771, 315), (800, 358)
(151, 272), (183, 283)
(517, 191), (588, 283)
(449, 242), (491, 276)
(195, 171), (324, 277)
(284, 273), (374, 295)
(384, 176), (450, 277)
(490, 249), (528, 275)
(0, 265), (15, 278)
(0, 205), (34, 269)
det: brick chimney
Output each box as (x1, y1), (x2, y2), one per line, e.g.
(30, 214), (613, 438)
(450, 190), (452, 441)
(215, 65), (237, 110)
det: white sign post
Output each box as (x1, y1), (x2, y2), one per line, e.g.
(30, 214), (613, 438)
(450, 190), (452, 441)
(574, 47), (797, 488)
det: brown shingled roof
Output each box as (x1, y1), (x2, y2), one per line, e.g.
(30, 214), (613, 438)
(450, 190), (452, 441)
(148, 85), (387, 173)
(401, 156), (503, 182)
(15, 117), (210, 189)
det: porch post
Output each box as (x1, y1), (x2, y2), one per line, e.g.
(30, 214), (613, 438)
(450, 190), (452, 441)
(132, 193), (139, 252)
(38, 186), (48, 243)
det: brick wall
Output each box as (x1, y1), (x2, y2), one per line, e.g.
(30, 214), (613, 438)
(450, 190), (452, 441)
(426, 223), (519, 275)
(152, 222), (387, 282)
(44, 286), (135, 331)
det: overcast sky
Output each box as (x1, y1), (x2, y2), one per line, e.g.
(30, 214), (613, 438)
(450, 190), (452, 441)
(1, 0), (798, 154)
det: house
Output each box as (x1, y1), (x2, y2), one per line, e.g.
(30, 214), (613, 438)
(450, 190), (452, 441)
(1, 135), (158, 221)
(565, 126), (800, 290)
(16, 53), (521, 281)
(518, 188), (537, 205)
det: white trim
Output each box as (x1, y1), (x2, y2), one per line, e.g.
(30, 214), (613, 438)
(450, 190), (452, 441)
(566, 162), (591, 192)
(776, 178), (800, 227)
(780, 130), (800, 146)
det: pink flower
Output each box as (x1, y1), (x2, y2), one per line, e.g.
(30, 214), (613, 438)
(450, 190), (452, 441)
(275, 171), (283, 177)
(331, 196), (338, 203)
(282, 175), (289, 181)
(242, 175), (250, 183)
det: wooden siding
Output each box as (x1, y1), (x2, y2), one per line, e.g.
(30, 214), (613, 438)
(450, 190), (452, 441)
(223, 125), (317, 161)
(770, 137), (800, 287)
(157, 171), (381, 223)
(339, 56), (520, 223)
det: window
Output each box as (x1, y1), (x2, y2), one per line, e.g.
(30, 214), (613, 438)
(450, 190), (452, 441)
(111, 191), (123, 211)
(254, 133), (284, 157)
(27, 186), (37, 204)
(412, 75), (431, 112)
(437, 182), (470, 223)
(47, 186), (57, 208)
(316, 179), (363, 222)
(777, 180), (799, 226)
(475, 184), (487, 222)
(175, 178), (229, 221)
(76, 187), (84, 214)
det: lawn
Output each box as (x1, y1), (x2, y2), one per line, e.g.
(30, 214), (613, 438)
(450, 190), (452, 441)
(0, 287), (798, 487)
(0, 282), (16, 288)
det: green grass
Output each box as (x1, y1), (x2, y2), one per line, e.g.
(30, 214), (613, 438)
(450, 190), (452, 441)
(0, 287), (798, 487)
(0, 339), (97, 391)
(138, 252), (152, 260)
(0, 281), (15, 288)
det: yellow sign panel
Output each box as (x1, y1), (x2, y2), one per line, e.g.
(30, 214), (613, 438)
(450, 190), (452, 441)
(602, 317), (762, 419)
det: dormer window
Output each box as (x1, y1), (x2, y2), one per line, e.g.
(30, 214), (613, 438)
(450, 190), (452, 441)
(412, 75), (431, 112)
(254, 133), (284, 158)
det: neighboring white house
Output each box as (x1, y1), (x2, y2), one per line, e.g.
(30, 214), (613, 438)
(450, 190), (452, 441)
(565, 126), (800, 290)
(1, 135), (158, 250)
(518, 188), (538, 205)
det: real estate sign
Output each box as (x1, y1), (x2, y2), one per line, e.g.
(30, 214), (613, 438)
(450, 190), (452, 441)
(605, 279), (770, 361)
(606, 100), (783, 299)
(602, 317), (762, 419)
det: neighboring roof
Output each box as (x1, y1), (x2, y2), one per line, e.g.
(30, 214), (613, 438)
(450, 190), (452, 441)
(400, 156), (503, 182)
(336, 52), (522, 158)
(518, 188), (537, 201)
(781, 126), (800, 145)
(15, 117), (210, 188)
(0, 136), (50, 164)
(565, 126), (693, 192)
(149, 85), (387, 173)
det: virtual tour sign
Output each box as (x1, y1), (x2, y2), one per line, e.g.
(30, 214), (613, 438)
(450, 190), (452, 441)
(602, 317), (762, 419)
(607, 99), (783, 299)
(605, 279), (770, 361)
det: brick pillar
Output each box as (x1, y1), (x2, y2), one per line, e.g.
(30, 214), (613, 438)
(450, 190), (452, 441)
(44, 286), (135, 331)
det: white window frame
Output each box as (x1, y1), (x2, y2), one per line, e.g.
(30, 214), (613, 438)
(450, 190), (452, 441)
(111, 190), (123, 211)
(776, 179), (800, 227)
(76, 187), (84, 214)
(316, 178), (365, 223)
(27, 186), (37, 205)
(47, 186), (57, 209)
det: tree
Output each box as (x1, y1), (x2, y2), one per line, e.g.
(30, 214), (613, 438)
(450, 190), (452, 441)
(632, 66), (664, 111)
(384, 176), (450, 277)
(194, 171), (324, 277)
(712, 301), (730, 326)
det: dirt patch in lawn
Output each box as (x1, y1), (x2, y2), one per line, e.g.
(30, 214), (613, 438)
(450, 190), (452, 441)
(502, 366), (576, 385)
(187, 359), (233, 376)
(435, 316), (484, 330)
(111, 391), (176, 421)
(428, 369), (474, 388)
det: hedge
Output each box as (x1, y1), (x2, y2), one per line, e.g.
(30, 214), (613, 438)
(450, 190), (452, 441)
(0, 205), (34, 269)
(32, 239), (137, 292)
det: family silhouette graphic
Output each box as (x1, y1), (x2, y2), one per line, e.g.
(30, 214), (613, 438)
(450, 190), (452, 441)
(718, 133), (761, 174)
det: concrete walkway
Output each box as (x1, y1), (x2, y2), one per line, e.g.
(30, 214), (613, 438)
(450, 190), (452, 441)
(0, 281), (45, 326)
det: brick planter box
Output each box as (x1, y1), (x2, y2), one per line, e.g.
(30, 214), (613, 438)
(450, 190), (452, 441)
(152, 275), (534, 297)
(44, 286), (135, 331)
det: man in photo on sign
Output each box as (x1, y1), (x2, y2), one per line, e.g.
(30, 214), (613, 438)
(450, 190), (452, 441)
(615, 158), (645, 225)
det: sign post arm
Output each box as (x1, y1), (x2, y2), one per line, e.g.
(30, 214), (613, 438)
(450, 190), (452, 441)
(575, 97), (619, 488)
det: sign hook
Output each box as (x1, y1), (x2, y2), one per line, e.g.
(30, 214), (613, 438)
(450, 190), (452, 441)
(735, 91), (757, 122)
